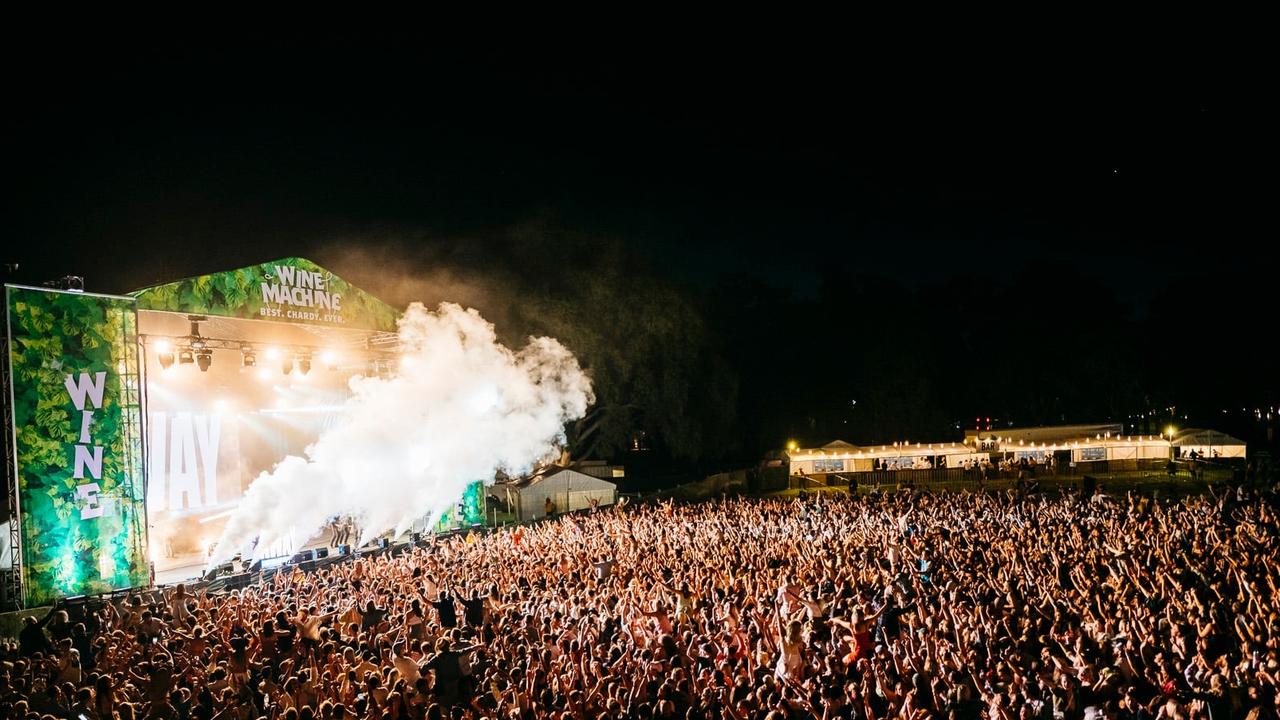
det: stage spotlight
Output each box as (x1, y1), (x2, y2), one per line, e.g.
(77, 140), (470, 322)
(320, 349), (338, 369)
(241, 346), (256, 367)
(297, 355), (311, 375)
(264, 347), (280, 360)
(178, 348), (194, 365)
(196, 351), (212, 372)
(281, 356), (294, 375)
(400, 356), (415, 369)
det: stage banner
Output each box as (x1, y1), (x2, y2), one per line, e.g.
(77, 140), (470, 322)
(436, 480), (487, 531)
(6, 286), (149, 606)
(130, 257), (399, 332)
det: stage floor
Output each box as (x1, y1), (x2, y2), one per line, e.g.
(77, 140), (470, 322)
(154, 530), (345, 586)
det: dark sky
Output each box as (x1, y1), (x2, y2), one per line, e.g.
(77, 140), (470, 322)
(2, 36), (1272, 313)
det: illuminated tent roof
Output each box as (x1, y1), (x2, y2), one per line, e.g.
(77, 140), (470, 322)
(964, 423), (1125, 445)
(503, 465), (618, 491)
(1170, 428), (1245, 447)
(129, 257), (399, 333)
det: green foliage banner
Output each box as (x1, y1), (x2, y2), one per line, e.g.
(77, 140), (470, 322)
(435, 480), (486, 530)
(6, 286), (150, 606)
(129, 257), (399, 332)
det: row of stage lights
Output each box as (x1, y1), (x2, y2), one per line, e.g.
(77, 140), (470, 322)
(153, 338), (341, 375)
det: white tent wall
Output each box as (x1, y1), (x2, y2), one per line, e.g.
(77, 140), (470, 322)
(507, 469), (617, 521)
(1178, 445), (1247, 459)
(789, 445), (983, 474)
(516, 489), (615, 520)
(1173, 430), (1247, 460)
(1068, 440), (1171, 463)
(788, 457), (854, 475)
(1108, 445), (1135, 461)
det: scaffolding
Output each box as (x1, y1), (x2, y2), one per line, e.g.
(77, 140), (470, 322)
(2, 294), (22, 609)
(117, 305), (150, 589)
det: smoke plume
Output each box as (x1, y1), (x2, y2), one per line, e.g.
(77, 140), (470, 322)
(210, 302), (593, 565)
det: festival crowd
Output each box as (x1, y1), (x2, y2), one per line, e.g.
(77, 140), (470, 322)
(2, 483), (1279, 720)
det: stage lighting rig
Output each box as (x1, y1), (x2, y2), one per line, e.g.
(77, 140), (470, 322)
(297, 354), (312, 375)
(44, 275), (85, 292)
(187, 315), (207, 339)
(181, 315), (210, 370)
(241, 345), (256, 367)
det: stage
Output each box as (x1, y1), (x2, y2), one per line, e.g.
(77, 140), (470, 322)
(2, 259), (486, 611)
(152, 525), (403, 586)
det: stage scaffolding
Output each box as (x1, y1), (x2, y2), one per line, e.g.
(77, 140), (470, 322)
(2, 325), (20, 609)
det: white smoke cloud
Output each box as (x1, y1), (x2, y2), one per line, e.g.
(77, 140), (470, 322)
(209, 302), (593, 565)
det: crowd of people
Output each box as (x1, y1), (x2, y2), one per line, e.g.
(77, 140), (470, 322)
(2, 481), (1279, 720)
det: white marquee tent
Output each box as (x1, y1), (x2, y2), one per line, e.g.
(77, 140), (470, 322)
(496, 466), (617, 522)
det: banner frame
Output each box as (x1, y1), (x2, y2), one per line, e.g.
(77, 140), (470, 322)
(4, 283), (151, 607)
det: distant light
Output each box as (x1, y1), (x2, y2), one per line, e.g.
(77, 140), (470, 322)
(320, 350), (339, 368)
(154, 338), (172, 354)
(401, 356), (415, 369)
(265, 347), (281, 360)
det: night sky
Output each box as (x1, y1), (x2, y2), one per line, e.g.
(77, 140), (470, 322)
(3, 36), (1274, 461)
